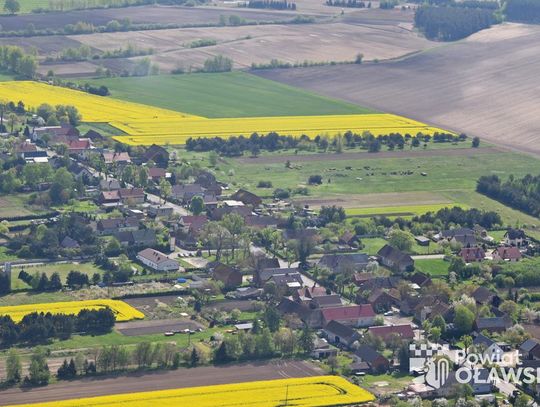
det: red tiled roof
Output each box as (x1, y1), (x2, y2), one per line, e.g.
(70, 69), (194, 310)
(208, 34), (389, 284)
(67, 139), (91, 150)
(494, 246), (521, 260)
(321, 305), (375, 322)
(148, 167), (167, 178)
(368, 324), (414, 340)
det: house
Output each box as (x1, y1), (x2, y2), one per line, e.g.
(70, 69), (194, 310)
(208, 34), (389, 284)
(269, 273), (304, 290)
(438, 227), (474, 241)
(171, 184), (205, 203)
(520, 339), (540, 360)
(414, 236), (430, 247)
(97, 217), (139, 235)
(473, 333), (505, 363)
(143, 144), (169, 167)
(435, 369), (493, 396)
(321, 304), (376, 328)
(254, 267), (299, 286)
(147, 205), (173, 218)
(470, 287), (501, 308)
(115, 229), (156, 247)
(505, 228), (526, 247)
(256, 257), (280, 273)
(84, 129), (105, 142)
(311, 294), (343, 309)
(66, 138), (93, 157)
(147, 167), (170, 182)
(60, 236), (79, 249)
(311, 338), (338, 359)
(413, 297), (453, 322)
(100, 179), (121, 191)
(474, 316), (513, 334)
(377, 245), (414, 272)
(323, 320), (360, 348)
(368, 324), (415, 342)
(452, 234), (477, 247)
(409, 272), (432, 288)
(119, 188), (145, 204)
(354, 345), (390, 374)
(318, 253), (370, 274)
(295, 285), (329, 300)
(492, 246), (522, 262)
(210, 263), (243, 288)
(32, 125), (79, 142)
(277, 297), (324, 329)
(102, 151), (131, 165)
(15, 141), (48, 162)
(231, 189), (262, 207)
(357, 276), (400, 291)
(244, 215), (280, 229)
(353, 273), (376, 286)
(137, 248), (180, 272)
(367, 289), (400, 313)
(460, 247), (485, 262)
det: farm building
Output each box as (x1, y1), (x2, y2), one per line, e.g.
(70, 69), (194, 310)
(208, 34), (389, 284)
(137, 248), (180, 272)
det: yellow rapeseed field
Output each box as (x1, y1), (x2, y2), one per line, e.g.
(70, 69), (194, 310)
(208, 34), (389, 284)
(8, 376), (375, 407)
(0, 299), (144, 322)
(0, 81), (451, 146)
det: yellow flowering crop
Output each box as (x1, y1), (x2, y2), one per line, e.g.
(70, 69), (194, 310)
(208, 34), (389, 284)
(0, 299), (144, 322)
(8, 375), (375, 407)
(0, 81), (451, 146)
(0, 81), (201, 122)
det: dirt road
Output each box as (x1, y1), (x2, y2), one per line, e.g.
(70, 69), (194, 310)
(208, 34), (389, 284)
(0, 360), (322, 406)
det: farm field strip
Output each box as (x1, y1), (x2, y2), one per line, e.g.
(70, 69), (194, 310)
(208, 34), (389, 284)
(0, 299), (144, 322)
(0, 81), (451, 146)
(344, 203), (467, 217)
(7, 376), (375, 407)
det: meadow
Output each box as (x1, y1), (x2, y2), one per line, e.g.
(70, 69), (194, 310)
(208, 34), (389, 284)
(345, 203), (466, 217)
(414, 258), (450, 277)
(87, 72), (371, 118)
(8, 376), (375, 407)
(0, 299), (144, 322)
(10, 262), (105, 290)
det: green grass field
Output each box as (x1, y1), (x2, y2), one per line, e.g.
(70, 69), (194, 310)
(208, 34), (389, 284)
(0, 194), (49, 218)
(414, 258), (450, 277)
(11, 262), (104, 290)
(87, 72), (373, 117)
(0, 0), (46, 12)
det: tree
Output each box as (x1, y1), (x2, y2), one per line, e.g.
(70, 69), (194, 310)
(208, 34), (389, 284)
(190, 196), (205, 215)
(327, 355), (339, 374)
(454, 306), (475, 336)
(472, 137), (480, 148)
(461, 334), (473, 354)
(214, 341), (229, 363)
(221, 213), (245, 259)
(159, 178), (171, 204)
(298, 325), (314, 354)
(4, 0), (20, 14)
(27, 348), (50, 386)
(49, 272), (62, 291)
(190, 347), (200, 367)
(263, 306), (281, 332)
(388, 228), (414, 252)
(6, 349), (22, 384)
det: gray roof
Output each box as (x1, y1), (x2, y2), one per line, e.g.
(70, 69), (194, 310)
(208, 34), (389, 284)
(355, 345), (386, 364)
(520, 339), (540, 353)
(318, 253), (369, 272)
(325, 320), (359, 342)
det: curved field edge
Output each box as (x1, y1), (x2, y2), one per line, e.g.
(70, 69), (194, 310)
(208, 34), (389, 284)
(6, 376), (375, 407)
(0, 299), (145, 322)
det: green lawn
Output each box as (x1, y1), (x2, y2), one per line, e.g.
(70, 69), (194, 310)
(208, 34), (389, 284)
(0, 246), (17, 261)
(345, 203), (466, 218)
(359, 373), (412, 394)
(11, 262), (105, 290)
(86, 72), (373, 118)
(414, 258), (450, 277)
(360, 238), (387, 255)
(0, 291), (74, 306)
(0, 193), (48, 219)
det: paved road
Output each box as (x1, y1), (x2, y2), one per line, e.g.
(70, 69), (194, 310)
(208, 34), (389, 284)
(0, 360), (323, 406)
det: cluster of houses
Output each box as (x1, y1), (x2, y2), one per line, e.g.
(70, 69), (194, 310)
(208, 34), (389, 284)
(432, 226), (527, 263)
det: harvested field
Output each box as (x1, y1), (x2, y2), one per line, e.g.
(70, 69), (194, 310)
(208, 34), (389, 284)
(116, 318), (204, 336)
(255, 23), (540, 156)
(0, 5), (298, 32)
(0, 360), (324, 405)
(74, 19), (434, 72)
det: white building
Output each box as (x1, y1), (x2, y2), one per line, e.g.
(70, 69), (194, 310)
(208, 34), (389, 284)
(137, 248), (180, 272)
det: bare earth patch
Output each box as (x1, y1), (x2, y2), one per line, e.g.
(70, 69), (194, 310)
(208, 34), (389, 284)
(254, 23), (540, 156)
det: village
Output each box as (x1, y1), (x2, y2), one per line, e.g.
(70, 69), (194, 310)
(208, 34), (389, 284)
(1, 120), (539, 407)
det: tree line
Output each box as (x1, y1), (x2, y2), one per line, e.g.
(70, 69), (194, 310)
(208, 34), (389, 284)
(505, 0), (540, 23)
(185, 131), (464, 156)
(414, 5), (497, 41)
(325, 0), (369, 7)
(477, 173), (540, 218)
(245, 0), (296, 10)
(0, 308), (115, 348)
(0, 45), (38, 78)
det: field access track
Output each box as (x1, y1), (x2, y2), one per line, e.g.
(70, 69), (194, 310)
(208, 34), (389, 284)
(0, 360), (323, 406)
